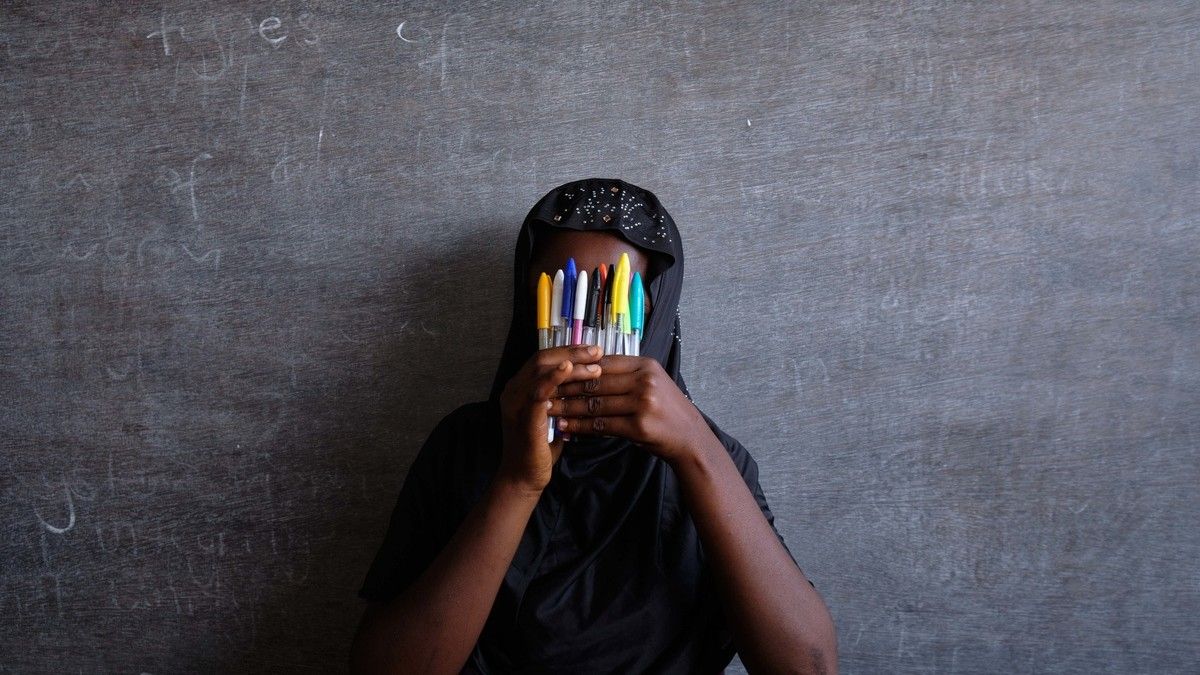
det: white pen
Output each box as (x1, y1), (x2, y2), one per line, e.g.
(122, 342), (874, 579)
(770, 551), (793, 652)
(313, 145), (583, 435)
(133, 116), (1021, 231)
(550, 269), (564, 347)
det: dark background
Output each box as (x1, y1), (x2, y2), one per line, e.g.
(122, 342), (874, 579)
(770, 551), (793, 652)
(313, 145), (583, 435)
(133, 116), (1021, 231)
(2, 2), (1197, 673)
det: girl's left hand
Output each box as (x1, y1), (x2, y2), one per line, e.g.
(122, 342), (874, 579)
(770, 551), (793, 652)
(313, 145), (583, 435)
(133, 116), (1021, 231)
(548, 355), (711, 465)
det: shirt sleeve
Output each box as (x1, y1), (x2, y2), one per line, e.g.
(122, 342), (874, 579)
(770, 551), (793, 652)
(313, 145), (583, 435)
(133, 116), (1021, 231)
(357, 411), (459, 603)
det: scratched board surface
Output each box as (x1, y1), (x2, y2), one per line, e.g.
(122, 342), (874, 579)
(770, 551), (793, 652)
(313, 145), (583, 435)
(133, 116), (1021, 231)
(2, 2), (1198, 673)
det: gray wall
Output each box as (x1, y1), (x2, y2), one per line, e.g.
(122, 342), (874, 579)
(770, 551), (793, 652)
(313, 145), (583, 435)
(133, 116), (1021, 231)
(2, 2), (1197, 673)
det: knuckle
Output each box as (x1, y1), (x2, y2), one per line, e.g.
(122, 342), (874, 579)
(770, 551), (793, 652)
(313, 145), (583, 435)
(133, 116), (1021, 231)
(592, 417), (606, 432)
(587, 396), (601, 413)
(632, 416), (650, 436)
(583, 378), (600, 393)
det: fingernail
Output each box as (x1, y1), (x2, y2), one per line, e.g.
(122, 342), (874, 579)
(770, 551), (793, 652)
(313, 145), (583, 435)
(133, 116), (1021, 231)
(588, 346), (600, 357)
(587, 364), (600, 372)
(557, 418), (567, 430)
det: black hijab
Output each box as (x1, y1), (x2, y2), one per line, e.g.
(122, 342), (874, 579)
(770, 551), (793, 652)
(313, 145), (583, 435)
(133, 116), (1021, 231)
(358, 178), (807, 674)
(487, 177), (690, 469)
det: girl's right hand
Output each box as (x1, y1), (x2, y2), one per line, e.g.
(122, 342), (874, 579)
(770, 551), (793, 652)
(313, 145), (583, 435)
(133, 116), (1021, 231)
(497, 344), (603, 494)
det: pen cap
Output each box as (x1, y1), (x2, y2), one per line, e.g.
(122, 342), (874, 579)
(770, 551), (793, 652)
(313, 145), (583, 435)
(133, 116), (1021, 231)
(629, 271), (644, 331)
(537, 272), (551, 329)
(550, 269), (564, 327)
(606, 259), (617, 324)
(613, 253), (630, 318)
(584, 267), (600, 327)
(562, 258), (576, 320)
(573, 269), (588, 321)
(602, 262), (614, 327)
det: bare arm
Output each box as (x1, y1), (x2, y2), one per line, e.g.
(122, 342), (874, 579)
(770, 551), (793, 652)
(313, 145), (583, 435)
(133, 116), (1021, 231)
(669, 433), (838, 675)
(349, 474), (542, 674)
(351, 346), (603, 674)
(551, 354), (838, 673)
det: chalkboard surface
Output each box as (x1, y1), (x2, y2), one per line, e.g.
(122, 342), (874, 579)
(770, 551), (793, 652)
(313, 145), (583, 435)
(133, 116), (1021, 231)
(3, 2), (1197, 673)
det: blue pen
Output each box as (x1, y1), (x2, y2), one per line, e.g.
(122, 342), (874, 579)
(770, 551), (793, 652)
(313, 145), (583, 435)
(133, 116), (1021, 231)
(560, 258), (576, 347)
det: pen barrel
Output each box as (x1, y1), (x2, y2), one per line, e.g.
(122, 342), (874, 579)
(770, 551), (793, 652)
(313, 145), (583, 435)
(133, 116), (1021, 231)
(538, 335), (557, 442)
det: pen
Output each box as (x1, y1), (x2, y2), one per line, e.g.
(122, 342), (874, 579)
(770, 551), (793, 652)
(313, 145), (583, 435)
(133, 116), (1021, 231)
(537, 272), (551, 350)
(612, 253), (630, 355)
(551, 269), (564, 348)
(572, 268), (587, 345)
(561, 258), (576, 347)
(583, 266), (600, 346)
(602, 261), (614, 354)
(541, 271), (560, 443)
(629, 271), (644, 357)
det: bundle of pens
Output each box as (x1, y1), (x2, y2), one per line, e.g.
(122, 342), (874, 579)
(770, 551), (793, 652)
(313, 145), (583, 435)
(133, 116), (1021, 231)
(535, 252), (646, 442)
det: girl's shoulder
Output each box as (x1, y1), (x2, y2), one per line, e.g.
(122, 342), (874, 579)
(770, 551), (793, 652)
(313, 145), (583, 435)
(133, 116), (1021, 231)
(410, 400), (502, 507)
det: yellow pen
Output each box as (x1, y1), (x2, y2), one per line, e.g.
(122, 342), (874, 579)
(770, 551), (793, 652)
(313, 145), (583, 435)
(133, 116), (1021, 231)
(611, 253), (630, 354)
(536, 272), (551, 350)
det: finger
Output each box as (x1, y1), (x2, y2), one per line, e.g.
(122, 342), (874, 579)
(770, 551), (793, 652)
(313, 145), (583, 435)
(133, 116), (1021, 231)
(536, 359), (603, 383)
(525, 397), (553, 439)
(549, 393), (643, 417)
(536, 344), (603, 368)
(595, 354), (646, 374)
(553, 371), (641, 398)
(531, 360), (578, 401)
(531, 358), (603, 401)
(536, 359), (602, 396)
(555, 415), (642, 440)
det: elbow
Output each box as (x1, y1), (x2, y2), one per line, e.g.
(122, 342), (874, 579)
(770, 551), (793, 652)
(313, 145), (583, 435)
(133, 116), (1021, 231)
(777, 616), (839, 675)
(796, 617), (838, 675)
(769, 644), (836, 675)
(349, 601), (392, 675)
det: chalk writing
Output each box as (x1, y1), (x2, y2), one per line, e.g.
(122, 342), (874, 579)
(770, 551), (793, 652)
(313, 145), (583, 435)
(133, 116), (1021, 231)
(146, 11), (185, 56)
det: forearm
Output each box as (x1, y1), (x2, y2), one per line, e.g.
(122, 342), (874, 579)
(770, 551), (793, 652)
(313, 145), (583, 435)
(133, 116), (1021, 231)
(669, 434), (837, 675)
(351, 475), (543, 674)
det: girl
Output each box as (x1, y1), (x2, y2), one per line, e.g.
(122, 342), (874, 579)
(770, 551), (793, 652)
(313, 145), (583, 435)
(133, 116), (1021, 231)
(351, 178), (837, 674)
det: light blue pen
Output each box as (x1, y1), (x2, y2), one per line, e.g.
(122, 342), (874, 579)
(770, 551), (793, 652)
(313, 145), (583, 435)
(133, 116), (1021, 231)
(629, 271), (644, 357)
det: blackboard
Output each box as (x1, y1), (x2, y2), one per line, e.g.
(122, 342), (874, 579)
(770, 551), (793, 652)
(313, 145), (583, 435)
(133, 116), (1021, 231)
(3, 2), (1197, 673)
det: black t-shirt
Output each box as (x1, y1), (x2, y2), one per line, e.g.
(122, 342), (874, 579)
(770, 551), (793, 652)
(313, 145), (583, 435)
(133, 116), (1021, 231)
(358, 401), (814, 673)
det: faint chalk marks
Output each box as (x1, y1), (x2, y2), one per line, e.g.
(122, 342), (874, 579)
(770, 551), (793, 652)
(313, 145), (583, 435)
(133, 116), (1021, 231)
(54, 172), (98, 191)
(63, 242), (99, 261)
(238, 62), (249, 122)
(180, 244), (222, 272)
(2, 109), (33, 140)
(396, 21), (428, 43)
(155, 153), (212, 223)
(784, 355), (832, 398)
(105, 360), (134, 381)
(258, 17), (287, 48)
(191, 20), (232, 82)
(33, 476), (76, 535)
(420, 319), (440, 336)
(147, 11), (185, 56)
(253, 392), (288, 448)
(271, 142), (302, 184)
(912, 305), (951, 326)
(406, 14), (453, 89)
(880, 278), (902, 311)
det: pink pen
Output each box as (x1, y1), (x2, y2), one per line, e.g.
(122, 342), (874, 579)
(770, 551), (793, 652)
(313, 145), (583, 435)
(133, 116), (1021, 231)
(564, 269), (589, 442)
